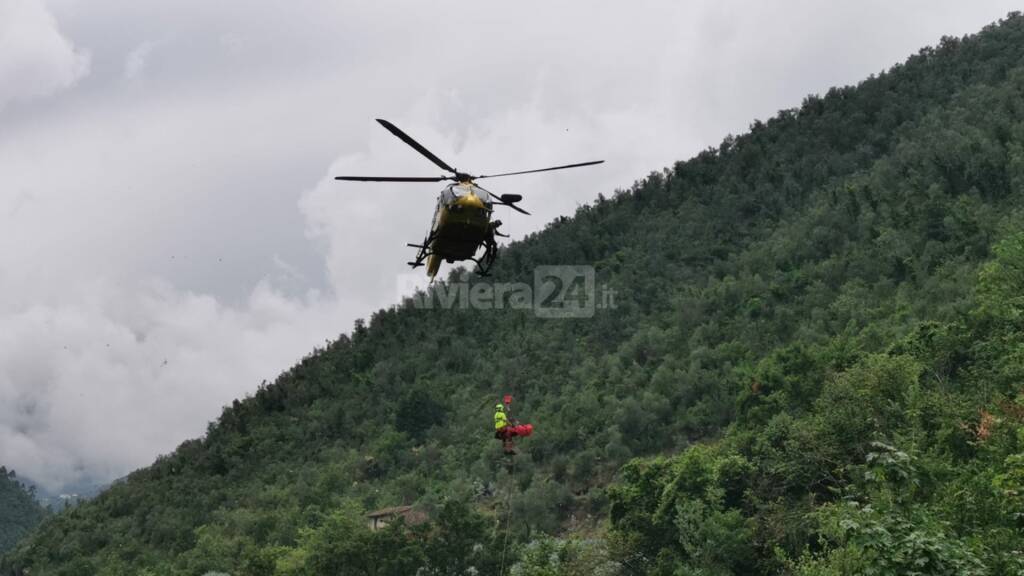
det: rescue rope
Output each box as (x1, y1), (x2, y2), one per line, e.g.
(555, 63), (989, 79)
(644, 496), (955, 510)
(498, 455), (516, 576)
(497, 385), (518, 576)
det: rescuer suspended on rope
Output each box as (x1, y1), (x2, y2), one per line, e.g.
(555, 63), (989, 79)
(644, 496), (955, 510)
(493, 394), (532, 456)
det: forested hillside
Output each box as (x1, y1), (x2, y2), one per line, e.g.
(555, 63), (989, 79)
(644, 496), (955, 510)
(6, 13), (1024, 575)
(0, 468), (46, 556)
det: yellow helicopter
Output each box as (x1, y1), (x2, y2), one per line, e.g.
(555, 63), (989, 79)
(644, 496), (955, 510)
(335, 119), (603, 278)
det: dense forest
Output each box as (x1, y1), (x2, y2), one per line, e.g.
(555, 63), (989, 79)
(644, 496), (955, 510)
(6, 13), (1024, 575)
(0, 468), (46, 556)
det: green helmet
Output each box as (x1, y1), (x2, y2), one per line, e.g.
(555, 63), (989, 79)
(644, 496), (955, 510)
(495, 403), (504, 411)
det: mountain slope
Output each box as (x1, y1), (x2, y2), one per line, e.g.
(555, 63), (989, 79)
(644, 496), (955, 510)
(0, 468), (46, 556)
(6, 13), (1024, 575)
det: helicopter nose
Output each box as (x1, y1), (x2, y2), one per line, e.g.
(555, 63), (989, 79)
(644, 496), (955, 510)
(455, 194), (485, 210)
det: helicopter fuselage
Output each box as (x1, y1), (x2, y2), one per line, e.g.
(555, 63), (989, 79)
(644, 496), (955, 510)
(421, 183), (494, 277)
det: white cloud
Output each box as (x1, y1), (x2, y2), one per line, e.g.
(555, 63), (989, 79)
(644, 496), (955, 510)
(0, 0), (89, 108)
(123, 40), (158, 81)
(0, 278), (347, 492)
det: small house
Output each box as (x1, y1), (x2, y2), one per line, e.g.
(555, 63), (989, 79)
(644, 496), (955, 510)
(366, 505), (426, 531)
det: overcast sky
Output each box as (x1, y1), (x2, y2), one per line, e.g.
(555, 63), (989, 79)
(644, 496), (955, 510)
(1, 0), (1019, 492)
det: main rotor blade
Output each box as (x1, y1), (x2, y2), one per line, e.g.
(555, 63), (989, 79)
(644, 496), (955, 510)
(476, 160), (604, 179)
(476, 184), (531, 215)
(334, 176), (448, 182)
(500, 202), (531, 216)
(376, 119), (457, 173)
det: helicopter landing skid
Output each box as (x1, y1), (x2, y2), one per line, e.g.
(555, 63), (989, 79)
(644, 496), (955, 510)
(471, 241), (498, 277)
(406, 234), (435, 270)
(407, 230), (498, 276)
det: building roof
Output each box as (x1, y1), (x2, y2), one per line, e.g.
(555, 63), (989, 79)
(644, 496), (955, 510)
(366, 505), (414, 518)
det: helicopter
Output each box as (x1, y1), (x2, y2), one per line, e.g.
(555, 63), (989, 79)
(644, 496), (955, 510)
(335, 119), (603, 278)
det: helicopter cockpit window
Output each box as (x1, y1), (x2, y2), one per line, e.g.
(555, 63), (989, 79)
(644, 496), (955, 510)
(447, 184), (489, 203)
(449, 184), (471, 197)
(470, 185), (490, 203)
